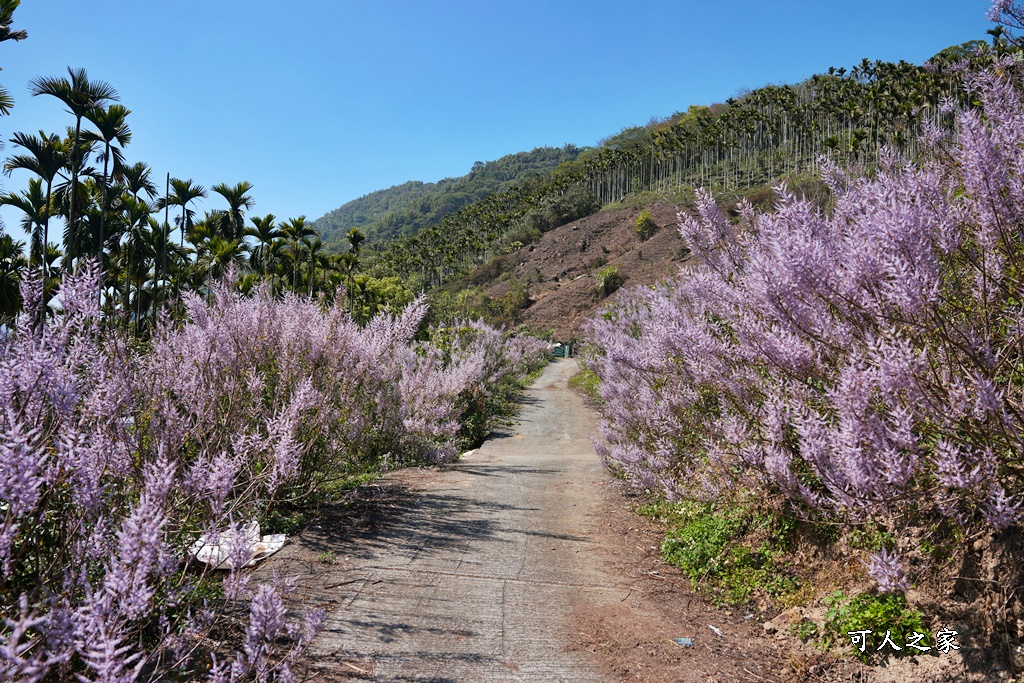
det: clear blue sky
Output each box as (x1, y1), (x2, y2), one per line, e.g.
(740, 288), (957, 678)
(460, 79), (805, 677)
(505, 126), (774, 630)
(0, 0), (995, 241)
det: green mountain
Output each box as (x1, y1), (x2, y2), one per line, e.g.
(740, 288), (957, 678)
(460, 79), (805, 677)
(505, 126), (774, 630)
(313, 145), (583, 247)
(364, 40), (993, 292)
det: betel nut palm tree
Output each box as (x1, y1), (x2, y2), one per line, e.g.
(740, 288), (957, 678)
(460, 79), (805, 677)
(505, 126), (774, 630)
(29, 67), (119, 265)
(280, 216), (315, 292)
(4, 131), (70, 275)
(211, 180), (254, 241)
(157, 178), (207, 248)
(0, 0), (27, 117)
(244, 213), (282, 275)
(0, 233), (27, 321)
(0, 178), (46, 264)
(83, 104), (132, 257)
(121, 161), (157, 201)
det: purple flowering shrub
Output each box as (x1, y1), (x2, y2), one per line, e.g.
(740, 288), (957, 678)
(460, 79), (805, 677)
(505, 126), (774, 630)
(147, 283), (416, 505)
(988, 0), (1024, 43)
(0, 268), (326, 681)
(148, 282), (545, 488)
(412, 320), (549, 454)
(0, 268), (546, 680)
(585, 62), (1024, 586)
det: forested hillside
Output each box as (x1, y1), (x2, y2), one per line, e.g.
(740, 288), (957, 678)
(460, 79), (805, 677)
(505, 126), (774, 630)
(312, 145), (582, 247)
(362, 40), (996, 292)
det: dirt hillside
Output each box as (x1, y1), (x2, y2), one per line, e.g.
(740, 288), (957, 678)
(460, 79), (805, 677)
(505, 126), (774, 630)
(475, 202), (690, 339)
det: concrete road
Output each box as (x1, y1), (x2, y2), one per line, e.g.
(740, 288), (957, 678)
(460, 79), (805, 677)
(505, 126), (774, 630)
(282, 358), (623, 682)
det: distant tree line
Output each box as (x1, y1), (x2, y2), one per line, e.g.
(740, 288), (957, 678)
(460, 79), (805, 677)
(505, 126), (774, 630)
(366, 39), (997, 292)
(0, 1), (379, 332)
(312, 145), (583, 246)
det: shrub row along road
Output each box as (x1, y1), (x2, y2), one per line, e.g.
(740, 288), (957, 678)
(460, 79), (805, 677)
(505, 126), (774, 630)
(260, 359), (781, 682)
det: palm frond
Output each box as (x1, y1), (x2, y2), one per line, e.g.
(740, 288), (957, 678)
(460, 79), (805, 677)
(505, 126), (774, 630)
(0, 84), (13, 115)
(0, 0), (27, 43)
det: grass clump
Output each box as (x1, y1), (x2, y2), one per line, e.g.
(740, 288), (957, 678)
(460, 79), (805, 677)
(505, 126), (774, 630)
(824, 590), (929, 661)
(261, 465), (386, 535)
(595, 265), (625, 297)
(568, 367), (602, 404)
(635, 210), (656, 240)
(644, 499), (801, 606)
(792, 619), (820, 642)
(660, 505), (744, 580)
(848, 524), (896, 551)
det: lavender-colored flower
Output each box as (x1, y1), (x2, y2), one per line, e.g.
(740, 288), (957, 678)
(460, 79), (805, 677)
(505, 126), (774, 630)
(987, 0), (1017, 23)
(864, 548), (910, 593)
(584, 58), (1024, 536)
(73, 600), (143, 683)
(0, 262), (549, 681)
(985, 486), (1021, 530)
(0, 595), (51, 683)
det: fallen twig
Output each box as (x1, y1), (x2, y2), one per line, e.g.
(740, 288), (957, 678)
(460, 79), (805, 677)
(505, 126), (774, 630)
(324, 578), (368, 590)
(341, 660), (371, 675)
(742, 665), (771, 682)
(647, 570), (685, 588)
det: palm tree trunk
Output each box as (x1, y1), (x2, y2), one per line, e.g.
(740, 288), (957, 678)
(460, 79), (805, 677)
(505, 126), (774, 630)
(151, 255), (158, 331)
(124, 257), (131, 333)
(97, 149), (110, 306)
(43, 179), (52, 277)
(68, 116), (83, 265)
(134, 278), (141, 337)
(160, 172), (169, 318)
(99, 146), (110, 258)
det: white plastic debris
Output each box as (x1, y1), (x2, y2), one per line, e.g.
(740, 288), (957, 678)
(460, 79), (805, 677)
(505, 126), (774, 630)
(707, 624), (723, 637)
(189, 521), (286, 569)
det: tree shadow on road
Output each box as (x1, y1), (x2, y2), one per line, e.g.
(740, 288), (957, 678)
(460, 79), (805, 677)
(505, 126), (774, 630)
(453, 464), (559, 478)
(295, 482), (522, 561)
(288, 467), (590, 565)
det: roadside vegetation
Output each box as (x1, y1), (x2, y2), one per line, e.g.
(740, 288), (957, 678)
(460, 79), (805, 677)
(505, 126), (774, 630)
(0, 4), (549, 677)
(5, 0), (1024, 676)
(582, 16), (1024, 666)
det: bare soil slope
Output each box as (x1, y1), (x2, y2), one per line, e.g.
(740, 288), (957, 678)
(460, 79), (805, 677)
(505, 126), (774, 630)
(475, 202), (689, 339)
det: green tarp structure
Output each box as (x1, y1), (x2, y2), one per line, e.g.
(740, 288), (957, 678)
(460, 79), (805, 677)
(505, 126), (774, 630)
(550, 342), (575, 358)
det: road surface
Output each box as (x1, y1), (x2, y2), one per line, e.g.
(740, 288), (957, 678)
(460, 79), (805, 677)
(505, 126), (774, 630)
(272, 358), (621, 682)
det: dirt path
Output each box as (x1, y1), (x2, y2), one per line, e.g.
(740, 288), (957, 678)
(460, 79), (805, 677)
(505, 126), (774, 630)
(261, 359), (786, 682)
